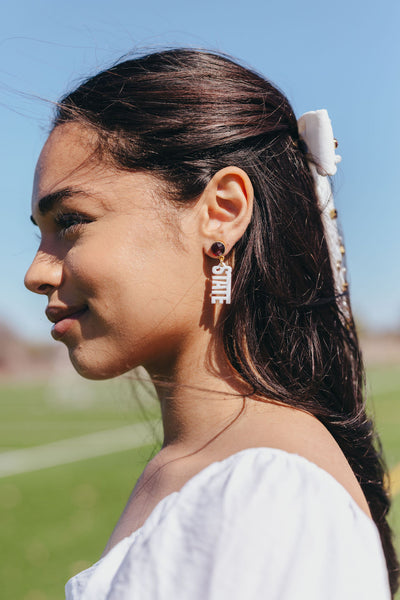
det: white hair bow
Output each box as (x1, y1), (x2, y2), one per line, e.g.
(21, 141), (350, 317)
(297, 109), (350, 324)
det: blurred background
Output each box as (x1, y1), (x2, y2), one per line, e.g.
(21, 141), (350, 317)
(1, 1), (399, 599)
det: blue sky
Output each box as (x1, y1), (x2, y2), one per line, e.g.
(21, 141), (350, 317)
(1, 0), (399, 341)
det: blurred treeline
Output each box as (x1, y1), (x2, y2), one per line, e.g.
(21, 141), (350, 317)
(1, 316), (399, 380)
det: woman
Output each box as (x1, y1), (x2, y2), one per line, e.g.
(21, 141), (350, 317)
(25, 48), (398, 599)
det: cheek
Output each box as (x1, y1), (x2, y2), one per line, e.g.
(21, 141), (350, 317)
(64, 225), (206, 375)
(66, 236), (184, 327)
(67, 234), (146, 295)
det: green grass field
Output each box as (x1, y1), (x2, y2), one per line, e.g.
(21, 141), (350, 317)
(0, 365), (399, 600)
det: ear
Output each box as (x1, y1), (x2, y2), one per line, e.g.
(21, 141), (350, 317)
(199, 166), (254, 257)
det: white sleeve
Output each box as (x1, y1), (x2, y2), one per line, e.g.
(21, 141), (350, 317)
(105, 448), (391, 600)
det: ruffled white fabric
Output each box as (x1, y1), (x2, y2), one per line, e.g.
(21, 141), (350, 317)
(65, 447), (391, 600)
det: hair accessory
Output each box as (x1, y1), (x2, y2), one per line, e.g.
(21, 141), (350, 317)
(210, 241), (232, 304)
(297, 109), (351, 325)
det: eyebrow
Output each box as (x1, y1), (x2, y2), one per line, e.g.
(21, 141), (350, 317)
(30, 188), (84, 225)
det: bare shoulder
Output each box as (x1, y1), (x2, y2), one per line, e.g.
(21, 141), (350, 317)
(244, 401), (372, 519)
(102, 401), (373, 557)
(155, 401), (373, 520)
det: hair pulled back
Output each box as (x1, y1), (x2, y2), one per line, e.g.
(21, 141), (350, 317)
(53, 48), (399, 595)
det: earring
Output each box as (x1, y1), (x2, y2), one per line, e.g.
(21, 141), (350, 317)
(210, 241), (232, 305)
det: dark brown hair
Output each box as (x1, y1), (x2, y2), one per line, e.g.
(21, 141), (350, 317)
(52, 48), (399, 595)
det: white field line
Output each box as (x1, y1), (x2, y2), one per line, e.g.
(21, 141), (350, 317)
(4, 425), (400, 499)
(0, 421), (161, 478)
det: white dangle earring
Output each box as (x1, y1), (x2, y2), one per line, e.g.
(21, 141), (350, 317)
(210, 241), (232, 305)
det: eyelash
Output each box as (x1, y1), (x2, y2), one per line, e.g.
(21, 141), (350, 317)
(54, 212), (92, 238)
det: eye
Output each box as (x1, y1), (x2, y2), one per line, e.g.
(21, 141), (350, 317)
(54, 212), (92, 239)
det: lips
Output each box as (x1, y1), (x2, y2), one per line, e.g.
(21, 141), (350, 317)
(45, 305), (86, 324)
(46, 304), (88, 339)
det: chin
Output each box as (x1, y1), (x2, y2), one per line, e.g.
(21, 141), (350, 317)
(68, 346), (137, 381)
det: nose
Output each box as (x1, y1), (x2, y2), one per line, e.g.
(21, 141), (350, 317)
(24, 250), (63, 295)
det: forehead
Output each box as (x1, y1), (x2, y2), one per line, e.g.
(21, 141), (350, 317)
(32, 123), (165, 215)
(32, 123), (99, 208)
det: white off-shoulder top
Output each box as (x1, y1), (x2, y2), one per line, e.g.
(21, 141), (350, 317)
(65, 447), (391, 599)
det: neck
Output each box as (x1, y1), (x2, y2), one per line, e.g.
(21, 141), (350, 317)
(145, 328), (253, 457)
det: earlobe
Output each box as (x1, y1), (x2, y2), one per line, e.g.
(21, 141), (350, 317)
(200, 166), (254, 256)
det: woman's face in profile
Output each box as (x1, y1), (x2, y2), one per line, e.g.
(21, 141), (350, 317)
(25, 123), (206, 379)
